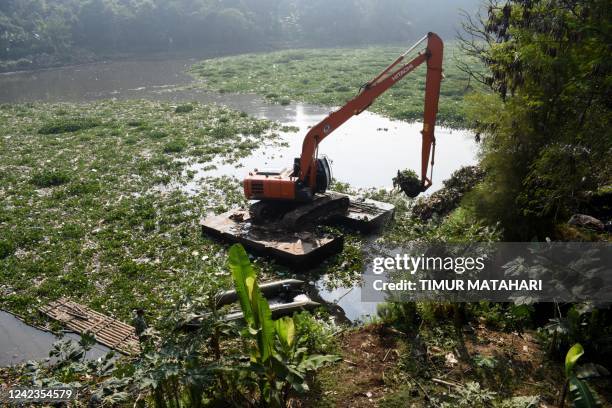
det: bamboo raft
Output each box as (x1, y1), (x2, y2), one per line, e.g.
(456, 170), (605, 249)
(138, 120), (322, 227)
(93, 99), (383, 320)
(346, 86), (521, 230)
(40, 298), (140, 355)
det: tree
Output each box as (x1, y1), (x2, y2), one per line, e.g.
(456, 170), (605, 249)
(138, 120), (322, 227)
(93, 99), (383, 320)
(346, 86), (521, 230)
(459, 0), (611, 239)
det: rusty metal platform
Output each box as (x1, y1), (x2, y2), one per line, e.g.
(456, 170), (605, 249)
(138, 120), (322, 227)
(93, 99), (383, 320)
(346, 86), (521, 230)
(200, 193), (393, 264)
(40, 298), (140, 355)
(336, 194), (395, 232)
(201, 209), (343, 264)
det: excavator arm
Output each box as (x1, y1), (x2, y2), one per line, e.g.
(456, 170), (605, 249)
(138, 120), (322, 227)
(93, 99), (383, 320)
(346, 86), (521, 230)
(244, 32), (443, 202)
(299, 32), (443, 192)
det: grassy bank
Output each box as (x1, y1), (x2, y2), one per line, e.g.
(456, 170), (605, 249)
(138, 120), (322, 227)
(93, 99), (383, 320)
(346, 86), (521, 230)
(191, 45), (482, 128)
(0, 100), (294, 324)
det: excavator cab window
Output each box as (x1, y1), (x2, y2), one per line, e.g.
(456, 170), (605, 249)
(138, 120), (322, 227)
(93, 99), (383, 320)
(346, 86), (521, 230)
(315, 156), (332, 193)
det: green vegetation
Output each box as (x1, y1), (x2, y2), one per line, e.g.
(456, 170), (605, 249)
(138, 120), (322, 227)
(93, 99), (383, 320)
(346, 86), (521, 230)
(30, 170), (71, 188)
(1, 1), (611, 406)
(0, 96), (609, 405)
(174, 104), (194, 114)
(392, 169), (422, 198)
(560, 344), (600, 408)
(0, 100), (289, 323)
(192, 45), (480, 127)
(0, 247), (340, 407)
(38, 117), (101, 135)
(228, 244), (339, 406)
(459, 0), (611, 240)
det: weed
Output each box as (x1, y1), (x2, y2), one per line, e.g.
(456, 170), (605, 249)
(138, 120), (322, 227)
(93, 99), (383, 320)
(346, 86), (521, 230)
(30, 170), (71, 187)
(473, 354), (498, 369)
(148, 130), (167, 139)
(162, 139), (187, 153)
(127, 119), (144, 127)
(38, 117), (101, 134)
(0, 100), (286, 323)
(0, 239), (15, 259)
(174, 104), (193, 113)
(559, 343), (602, 408)
(191, 45), (484, 128)
(228, 244), (339, 406)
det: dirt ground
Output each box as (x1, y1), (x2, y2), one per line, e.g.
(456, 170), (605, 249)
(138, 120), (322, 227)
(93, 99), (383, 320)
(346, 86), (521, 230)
(298, 323), (612, 408)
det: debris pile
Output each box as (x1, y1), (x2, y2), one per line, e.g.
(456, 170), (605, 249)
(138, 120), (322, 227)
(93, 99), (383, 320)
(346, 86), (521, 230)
(411, 166), (485, 220)
(568, 214), (605, 231)
(393, 169), (422, 198)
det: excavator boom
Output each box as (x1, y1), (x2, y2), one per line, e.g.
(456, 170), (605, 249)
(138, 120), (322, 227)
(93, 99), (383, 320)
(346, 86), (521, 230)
(244, 32), (443, 203)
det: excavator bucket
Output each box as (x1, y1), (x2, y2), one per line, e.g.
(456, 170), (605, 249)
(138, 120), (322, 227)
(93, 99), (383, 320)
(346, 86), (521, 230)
(393, 169), (424, 198)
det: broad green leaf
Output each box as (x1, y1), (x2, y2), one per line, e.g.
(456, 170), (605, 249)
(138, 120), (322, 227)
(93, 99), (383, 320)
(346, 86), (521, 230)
(565, 343), (584, 377)
(569, 376), (599, 408)
(254, 287), (275, 362)
(298, 354), (341, 371)
(275, 316), (296, 348)
(228, 244), (255, 326)
(228, 244), (275, 362)
(270, 355), (290, 379)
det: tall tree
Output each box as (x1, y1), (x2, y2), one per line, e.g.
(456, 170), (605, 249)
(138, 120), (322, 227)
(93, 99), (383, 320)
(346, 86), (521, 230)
(459, 0), (611, 239)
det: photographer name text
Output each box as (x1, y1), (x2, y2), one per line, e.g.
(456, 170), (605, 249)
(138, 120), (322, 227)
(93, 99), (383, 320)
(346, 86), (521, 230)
(372, 279), (542, 292)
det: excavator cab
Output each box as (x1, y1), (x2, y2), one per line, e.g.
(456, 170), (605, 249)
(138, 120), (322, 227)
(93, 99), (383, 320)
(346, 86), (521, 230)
(310, 155), (333, 194)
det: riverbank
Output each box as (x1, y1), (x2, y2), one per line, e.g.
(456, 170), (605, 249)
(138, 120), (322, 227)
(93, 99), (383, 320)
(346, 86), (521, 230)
(0, 44), (274, 75)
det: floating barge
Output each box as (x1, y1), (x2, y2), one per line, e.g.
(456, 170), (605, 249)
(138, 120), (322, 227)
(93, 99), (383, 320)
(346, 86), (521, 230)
(200, 192), (394, 264)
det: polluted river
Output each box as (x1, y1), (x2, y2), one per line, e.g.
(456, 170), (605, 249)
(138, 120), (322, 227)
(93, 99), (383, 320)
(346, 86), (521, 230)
(0, 56), (478, 364)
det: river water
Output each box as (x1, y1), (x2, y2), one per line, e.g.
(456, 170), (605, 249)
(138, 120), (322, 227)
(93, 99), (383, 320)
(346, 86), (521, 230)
(0, 311), (111, 366)
(0, 56), (478, 331)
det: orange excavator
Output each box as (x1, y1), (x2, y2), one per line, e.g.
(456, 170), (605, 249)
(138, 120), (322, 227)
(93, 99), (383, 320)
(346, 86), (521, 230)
(201, 33), (444, 262)
(242, 33), (443, 229)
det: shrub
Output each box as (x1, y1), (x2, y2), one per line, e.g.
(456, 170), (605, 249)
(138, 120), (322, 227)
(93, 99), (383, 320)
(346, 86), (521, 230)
(148, 130), (167, 139)
(0, 239), (15, 259)
(162, 140), (187, 153)
(67, 181), (101, 196)
(127, 119), (144, 127)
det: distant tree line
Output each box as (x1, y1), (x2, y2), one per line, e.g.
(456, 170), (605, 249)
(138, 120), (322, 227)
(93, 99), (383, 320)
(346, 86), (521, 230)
(0, 0), (478, 69)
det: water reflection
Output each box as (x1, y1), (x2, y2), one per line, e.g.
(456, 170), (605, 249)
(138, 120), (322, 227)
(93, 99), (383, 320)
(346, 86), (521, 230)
(184, 104), (477, 192)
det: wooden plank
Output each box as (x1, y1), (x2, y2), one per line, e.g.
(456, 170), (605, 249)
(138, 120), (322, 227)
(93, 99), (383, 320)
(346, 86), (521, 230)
(40, 298), (140, 355)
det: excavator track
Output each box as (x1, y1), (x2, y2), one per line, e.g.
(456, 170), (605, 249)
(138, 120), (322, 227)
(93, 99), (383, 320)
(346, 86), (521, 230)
(249, 200), (297, 224)
(280, 193), (350, 231)
(249, 193), (350, 231)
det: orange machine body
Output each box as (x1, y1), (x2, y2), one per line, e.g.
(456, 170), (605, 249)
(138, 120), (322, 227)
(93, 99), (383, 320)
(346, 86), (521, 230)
(244, 32), (444, 202)
(243, 168), (297, 200)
